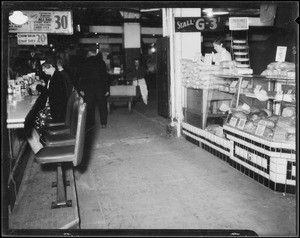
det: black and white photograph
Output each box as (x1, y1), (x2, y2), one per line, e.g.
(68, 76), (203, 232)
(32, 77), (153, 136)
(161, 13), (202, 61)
(1, 1), (298, 237)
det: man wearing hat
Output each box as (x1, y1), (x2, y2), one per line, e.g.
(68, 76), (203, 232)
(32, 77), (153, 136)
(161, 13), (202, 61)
(79, 49), (109, 130)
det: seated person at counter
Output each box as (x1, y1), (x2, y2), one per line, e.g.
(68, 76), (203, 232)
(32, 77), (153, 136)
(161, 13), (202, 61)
(25, 56), (70, 153)
(126, 58), (148, 105)
(56, 56), (73, 98)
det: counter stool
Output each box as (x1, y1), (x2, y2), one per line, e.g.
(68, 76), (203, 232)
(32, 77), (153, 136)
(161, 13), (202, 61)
(44, 90), (79, 135)
(35, 101), (87, 209)
(40, 98), (80, 147)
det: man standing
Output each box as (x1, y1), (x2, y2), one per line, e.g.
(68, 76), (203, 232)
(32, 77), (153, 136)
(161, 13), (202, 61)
(126, 58), (148, 105)
(80, 50), (109, 129)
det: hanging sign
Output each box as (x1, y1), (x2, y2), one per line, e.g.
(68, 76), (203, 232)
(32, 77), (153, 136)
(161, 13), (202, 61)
(9, 11), (73, 35)
(174, 17), (225, 32)
(17, 33), (48, 45)
(229, 17), (249, 30)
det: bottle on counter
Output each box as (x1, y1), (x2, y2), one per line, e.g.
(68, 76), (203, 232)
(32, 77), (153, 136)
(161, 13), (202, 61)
(8, 85), (13, 94)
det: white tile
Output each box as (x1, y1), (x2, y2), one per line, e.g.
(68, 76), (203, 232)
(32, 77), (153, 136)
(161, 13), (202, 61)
(256, 156), (262, 167)
(270, 161), (277, 173)
(276, 163), (287, 175)
(276, 157), (287, 165)
(262, 158), (268, 169)
(269, 170), (276, 182)
(292, 165), (296, 177)
(276, 173), (286, 184)
(251, 153), (257, 165)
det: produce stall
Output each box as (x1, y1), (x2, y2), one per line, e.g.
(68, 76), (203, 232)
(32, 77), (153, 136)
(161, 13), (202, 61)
(181, 59), (296, 194)
(181, 59), (245, 158)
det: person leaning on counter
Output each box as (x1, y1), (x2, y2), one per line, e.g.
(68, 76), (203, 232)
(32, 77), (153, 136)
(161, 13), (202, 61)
(25, 56), (69, 154)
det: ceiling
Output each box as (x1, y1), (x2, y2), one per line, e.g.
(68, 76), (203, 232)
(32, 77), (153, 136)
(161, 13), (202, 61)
(3, 1), (298, 30)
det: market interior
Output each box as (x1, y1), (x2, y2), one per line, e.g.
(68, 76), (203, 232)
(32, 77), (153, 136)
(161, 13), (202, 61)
(2, 1), (298, 236)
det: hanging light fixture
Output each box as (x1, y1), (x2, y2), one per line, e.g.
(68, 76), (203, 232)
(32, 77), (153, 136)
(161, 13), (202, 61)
(9, 11), (28, 25)
(202, 8), (229, 17)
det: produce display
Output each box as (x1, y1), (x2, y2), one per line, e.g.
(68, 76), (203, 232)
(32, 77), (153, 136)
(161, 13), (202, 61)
(261, 61), (295, 79)
(205, 124), (225, 138)
(226, 106), (296, 142)
(181, 59), (226, 89)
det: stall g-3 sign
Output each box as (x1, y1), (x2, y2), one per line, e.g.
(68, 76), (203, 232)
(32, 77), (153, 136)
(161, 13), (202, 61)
(175, 17), (225, 32)
(9, 11), (73, 35)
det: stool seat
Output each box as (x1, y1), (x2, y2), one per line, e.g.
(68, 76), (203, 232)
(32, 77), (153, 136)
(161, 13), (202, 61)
(45, 124), (71, 135)
(42, 133), (76, 147)
(35, 145), (75, 164)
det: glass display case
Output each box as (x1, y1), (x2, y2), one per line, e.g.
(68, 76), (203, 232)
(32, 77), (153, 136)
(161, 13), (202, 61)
(223, 75), (296, 143)
(222, 75), (296, 194)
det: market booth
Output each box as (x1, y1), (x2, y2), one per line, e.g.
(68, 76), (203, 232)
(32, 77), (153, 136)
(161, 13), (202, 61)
(162, 6), (296, 194)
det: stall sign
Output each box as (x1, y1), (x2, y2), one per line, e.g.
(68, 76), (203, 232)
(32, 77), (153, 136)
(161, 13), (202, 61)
(9, 11), (73, 35)
(17, 33), (48, 45)
(229, 17), (249, 30)
(174, 17), (225, 32)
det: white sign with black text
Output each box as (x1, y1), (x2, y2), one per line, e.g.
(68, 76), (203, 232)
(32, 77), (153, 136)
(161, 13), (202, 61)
(17, 33), (48, 45)
(9, 11), (73, 34)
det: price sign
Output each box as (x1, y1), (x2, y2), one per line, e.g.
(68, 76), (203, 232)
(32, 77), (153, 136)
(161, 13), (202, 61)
(229, 117), (238, 127)
(241, 80), (249, 88)
(254, 84), (262, 93)
(229, 80), (238, 88)
(255, 120), (267, 137)
(17, 33), (48, 45)
(229, 17), (249, 30)
(237, 118), (246, 130)
(275, 46), (287, 62)
(175, 17), (225, 32)
(9, 11), (73, 34)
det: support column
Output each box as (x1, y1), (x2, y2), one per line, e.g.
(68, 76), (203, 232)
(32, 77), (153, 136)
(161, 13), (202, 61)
(164, 8), (202, 137)
(120, 11), (141, 74)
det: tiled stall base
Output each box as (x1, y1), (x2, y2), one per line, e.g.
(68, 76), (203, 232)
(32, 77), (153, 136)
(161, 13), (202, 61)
(224, 125), (296, 194)
(182, 122), (231, 164)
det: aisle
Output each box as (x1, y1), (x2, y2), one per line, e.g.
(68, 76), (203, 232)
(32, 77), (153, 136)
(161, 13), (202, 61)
(74, 100), (296, 236)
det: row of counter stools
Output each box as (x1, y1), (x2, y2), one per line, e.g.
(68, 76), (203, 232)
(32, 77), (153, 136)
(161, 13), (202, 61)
(34, 90), (87, 209)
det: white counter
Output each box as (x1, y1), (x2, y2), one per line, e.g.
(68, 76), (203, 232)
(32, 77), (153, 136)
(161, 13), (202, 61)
(7, 94), (39, 129)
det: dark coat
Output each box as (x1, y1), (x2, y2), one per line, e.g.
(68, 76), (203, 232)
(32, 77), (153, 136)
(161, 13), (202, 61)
(126, 64), (146, 81)
(36, 70), (69, 122)
(80, 55), (109, 95)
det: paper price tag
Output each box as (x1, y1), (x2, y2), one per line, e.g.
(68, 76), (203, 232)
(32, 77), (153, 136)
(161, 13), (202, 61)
(237, 118), (246, 130)
(229, 117), (238, 127)
(275, 46), (287, 62)
(254, 85), (262, 93)
(255, 120), (267, 136)
(241, 80), (249, 88)
(229, 80), (238, 88)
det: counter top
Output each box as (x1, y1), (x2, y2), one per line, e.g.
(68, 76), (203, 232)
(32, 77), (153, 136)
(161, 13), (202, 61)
(7, 94), (39, 129)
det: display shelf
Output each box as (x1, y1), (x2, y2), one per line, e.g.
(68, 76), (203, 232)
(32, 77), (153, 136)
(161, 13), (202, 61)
(220, 73), (296, 194)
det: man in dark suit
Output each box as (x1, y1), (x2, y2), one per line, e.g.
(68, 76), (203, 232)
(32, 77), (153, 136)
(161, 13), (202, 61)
(80, 50), (109, 129)
(36, 57), (69, 122)
(25, 56), (69, 153)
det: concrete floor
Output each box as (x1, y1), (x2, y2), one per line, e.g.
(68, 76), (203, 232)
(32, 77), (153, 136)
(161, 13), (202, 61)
(7, 87), (297, 236)
(73, 91), (297, 236)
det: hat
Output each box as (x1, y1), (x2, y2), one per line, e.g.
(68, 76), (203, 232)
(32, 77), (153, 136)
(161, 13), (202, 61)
(41, 56), (56, 67)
